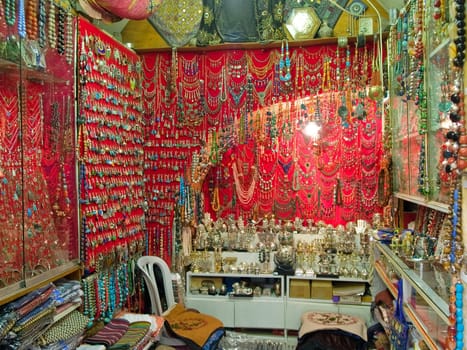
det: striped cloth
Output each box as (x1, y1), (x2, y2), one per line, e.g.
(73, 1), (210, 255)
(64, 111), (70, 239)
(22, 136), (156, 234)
(107, 321), (152, 350)
(84, 318), (130, 347)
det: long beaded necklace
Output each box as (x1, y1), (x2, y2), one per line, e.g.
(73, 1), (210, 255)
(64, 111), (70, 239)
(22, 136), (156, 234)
(48, 0), (56, 49)
(232, 158), (257, 205)
(38, 0), (46, 47)
(26, 0), (38, 40)
(279, 39), (291, 83)
(441, 182), (464, 350)
(4, 0), (15, 27)
(65, 12), (74, 63)
(17, 0), (26, 39)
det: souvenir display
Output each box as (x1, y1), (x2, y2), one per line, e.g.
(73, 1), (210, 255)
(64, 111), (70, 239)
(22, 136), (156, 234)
(77, 19), (146, 321)
(141, 38), (384, 263)
(0, 2), (462, 349)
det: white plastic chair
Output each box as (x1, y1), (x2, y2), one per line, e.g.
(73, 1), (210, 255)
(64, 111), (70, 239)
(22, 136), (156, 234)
(137, 256), (186, 347)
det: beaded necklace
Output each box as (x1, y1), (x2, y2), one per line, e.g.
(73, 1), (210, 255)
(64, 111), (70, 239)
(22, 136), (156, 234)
(26, 0), (38, 40)
(57, 6), (66, 55)
(48, 0), (56, 49)
(38, 0), (46, 47)
(17, 0), (26, 38)
(4, 0), (15, 27)
(232, 160), (257, 205)
(279, 39), (291, 83)
(247, 49), (277, 80)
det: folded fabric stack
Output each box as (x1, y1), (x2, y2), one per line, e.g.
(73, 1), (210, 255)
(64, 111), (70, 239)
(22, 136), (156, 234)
(53, 279), (83, 308)
(0, 280), (87, 349)
(107, 321), (152, 350)
(0, 283), (56, 349)
(37, 310), (89, 350)
(79, 317), (154, 350)
(83, 318), (131, 347)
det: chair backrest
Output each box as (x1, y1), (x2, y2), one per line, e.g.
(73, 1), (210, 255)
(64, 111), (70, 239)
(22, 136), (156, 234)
(137, 256), (176, 316)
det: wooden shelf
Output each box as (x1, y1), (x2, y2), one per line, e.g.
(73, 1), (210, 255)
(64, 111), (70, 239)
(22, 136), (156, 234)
(374, 261), (397, 297)
(136, 32), (389, 53)
(0, 261), (82, 306)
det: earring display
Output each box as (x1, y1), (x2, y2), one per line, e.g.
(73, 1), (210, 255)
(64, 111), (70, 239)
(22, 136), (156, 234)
(77, 18), (146, 274)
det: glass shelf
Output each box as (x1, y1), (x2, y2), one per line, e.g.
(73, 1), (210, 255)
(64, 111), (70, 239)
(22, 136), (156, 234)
(393, 192), (450, 214)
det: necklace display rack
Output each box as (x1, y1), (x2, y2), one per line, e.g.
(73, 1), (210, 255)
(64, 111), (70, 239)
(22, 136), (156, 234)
(141, 38), (384, 243)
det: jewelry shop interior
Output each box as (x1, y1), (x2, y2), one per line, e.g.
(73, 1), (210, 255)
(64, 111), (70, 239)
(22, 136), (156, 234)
(0, 0), (466, 349)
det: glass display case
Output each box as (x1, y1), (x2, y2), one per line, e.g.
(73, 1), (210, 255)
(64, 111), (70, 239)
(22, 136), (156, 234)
(389, 0), (450, 207)
(0, 7), (80, 304)
(374, 241), (449, 349)
(425, 0), (451, 204)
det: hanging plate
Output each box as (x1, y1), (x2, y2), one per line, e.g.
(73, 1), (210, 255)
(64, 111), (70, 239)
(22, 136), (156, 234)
(284, 7), (321, 40)
(347, 0), (367, 16)
(147, 0), (203, 47)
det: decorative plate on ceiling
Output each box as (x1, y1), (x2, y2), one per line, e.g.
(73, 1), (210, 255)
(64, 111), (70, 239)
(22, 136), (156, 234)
(148, 0), (203, 47)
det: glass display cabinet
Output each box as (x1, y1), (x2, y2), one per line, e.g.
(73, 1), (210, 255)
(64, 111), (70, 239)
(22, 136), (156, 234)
(389, 0), (451, 209)
(384, 0), (455, 348)
(374, 241), (450, 349)
(0, 7), (80, 305)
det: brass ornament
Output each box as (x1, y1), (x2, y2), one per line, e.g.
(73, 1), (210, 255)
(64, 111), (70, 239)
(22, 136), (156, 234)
(284, 7), (321, 40)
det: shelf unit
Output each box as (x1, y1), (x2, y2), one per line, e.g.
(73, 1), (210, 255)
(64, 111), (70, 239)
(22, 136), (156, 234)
(374, 241), (450, 350)
(185, 270), (373, 333)
(185, 272), (285, 329)
(285, 275), (372, 330)
(393, 192), (450, 214)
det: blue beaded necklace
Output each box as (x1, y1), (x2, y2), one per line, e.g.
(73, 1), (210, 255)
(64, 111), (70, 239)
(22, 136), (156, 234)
(17, 0), (26, 38)
(279, 39), (291, 82)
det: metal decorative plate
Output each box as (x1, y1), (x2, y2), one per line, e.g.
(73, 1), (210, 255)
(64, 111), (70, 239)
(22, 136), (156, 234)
(347, 0), (367, 16)
(311, 0), (349, 28)
(284, 7), (321, 40)
(147, 0), (203, 47)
